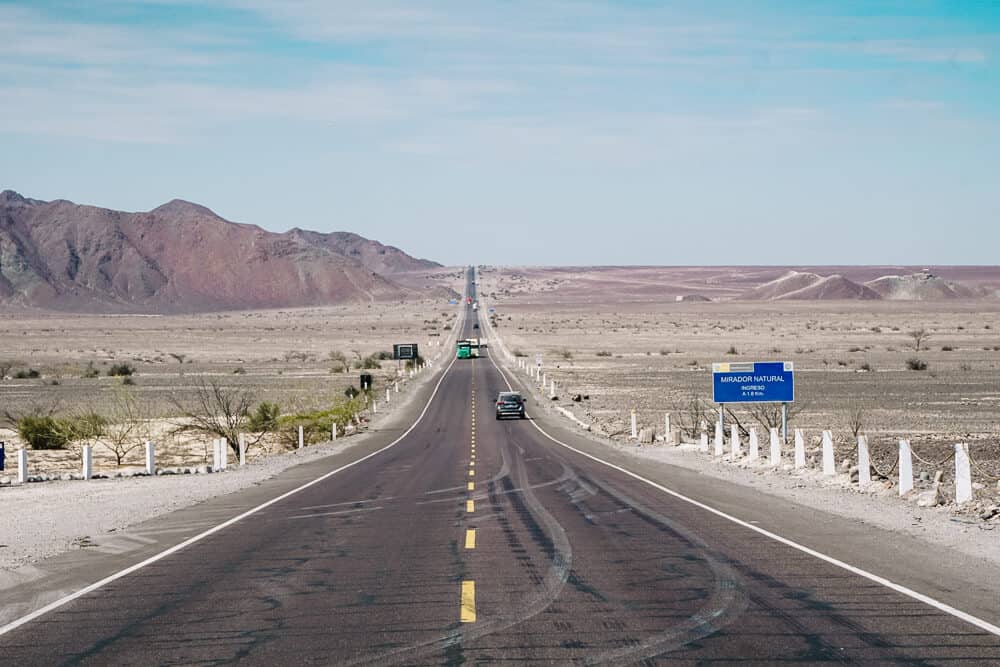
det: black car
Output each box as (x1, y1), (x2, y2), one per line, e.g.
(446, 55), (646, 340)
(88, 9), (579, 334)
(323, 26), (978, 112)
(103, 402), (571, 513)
(495, 392), (525, 419)
(473, 323), (480, 329)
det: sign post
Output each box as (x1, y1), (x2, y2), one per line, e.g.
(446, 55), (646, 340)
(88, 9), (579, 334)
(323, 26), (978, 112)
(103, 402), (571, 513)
(713, 361), (795, 444)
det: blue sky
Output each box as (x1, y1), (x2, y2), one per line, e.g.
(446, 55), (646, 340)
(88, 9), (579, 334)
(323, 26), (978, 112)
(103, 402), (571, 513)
(1, 1), (998, 265)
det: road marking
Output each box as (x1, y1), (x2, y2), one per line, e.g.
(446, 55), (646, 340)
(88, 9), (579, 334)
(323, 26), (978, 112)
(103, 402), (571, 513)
(288, 506), (383, 520)
(466, 499), (475, 513)
(470, 460), (475, 467)
(486, 345), (1000, 639)
(469, 469), (475, 477)
(0, 318), (469, 640)
(468, 482), (474, 491)
(460, 581), (476, 623)
(465, 528), (476, 549)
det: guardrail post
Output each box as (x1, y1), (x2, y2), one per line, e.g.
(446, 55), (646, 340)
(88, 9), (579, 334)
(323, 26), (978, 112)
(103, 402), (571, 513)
(221, 437), (229, 469)
(714, 422), (724, 456)
(700, 431), (709, 452)
(17, 449), (28, 483)
(769, 427), (780, 466)
(331, 421), (337, 441)
(748, 427), (759, 462)
(145, 440), (155, 475)
(664, 414), (671, 441)
(821, 430), (835, 475)
(549, 379), (556, 399)
(239, 433), (246, 466)
(298, 425), (304, 449)
(212, 439), (220, 471)
(82, 444), (92, 480)
(373, 400), (378, 414)
(955, 443), (972, 504)
(794, 429), (805, 469)
(898, 439), (913, 495)
(730, 424), (740, 459)
(395, 381), (399, 393)
(857, 435), (870, 489)
(386, 387), (391, 403)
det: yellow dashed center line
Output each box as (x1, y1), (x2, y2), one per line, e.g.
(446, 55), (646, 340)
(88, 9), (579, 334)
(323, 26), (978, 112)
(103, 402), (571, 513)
(465, 528), (476, 549)
(466, 499), (475, 513)
(468, 482), (474, 491)
(469, 469), (475, 477)
(461, 581), (476, 623)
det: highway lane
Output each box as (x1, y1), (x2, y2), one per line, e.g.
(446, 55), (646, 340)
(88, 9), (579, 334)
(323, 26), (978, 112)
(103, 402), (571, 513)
(2, 292), (999, 662)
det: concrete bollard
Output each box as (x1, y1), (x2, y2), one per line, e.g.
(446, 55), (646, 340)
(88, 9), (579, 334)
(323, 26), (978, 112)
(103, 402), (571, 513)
(769, 427), (780, 466)
(221, 437), (228, 470)
(239, 433), (246, 466)
(730, 424), (741, 459)
(212, 439), (220, 472)
(748, 427), (759, 463)
(700, 431), (709, 452)
(17, 449), (28, 483)
(794, 429), (805, 469)
(82, 444), (93, 481)
(630, 410), (637, 439)
(821, 430), (835, 475)
(298, 425), (304, 450)
(664, 414), (671, 441)
(373, 400), (378, 414)
(898, 439), (913, 496)
(857, 436), (871, 489)
(395, 381), (399, 393)
(955, 443), (972, 504)
(386, 387), (391, 403)
(714, 422), (724, 456)
(550, 379), (556, 399)
(145, 440), (155, 475)
(332, 421), (337, 441)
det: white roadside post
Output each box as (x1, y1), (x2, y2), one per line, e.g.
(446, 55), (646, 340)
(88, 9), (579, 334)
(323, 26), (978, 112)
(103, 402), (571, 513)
(239, 433), (247, 466)
(748, 427), (759, 463)
(794, 429), (805, 469)
(298, 425), (304, 450)
(373, 400), (378, 414)
(821, 430), (835, 475)
(898, 439), (914, 496)
(857, 435), (871, 489)
(145, 440), (155, 475)
(714, 422), (724, 456)
(769, 427), (781, 466)
(955, 443), (972, 504)
(17, 449), (28, 483)
(730, 424), (741, 459)
(220, 437), (228, 470)
(386, 387), (391, 403)
(82, 444), (93, 481)
(212, 439), (220, 472)
(630, 410), (637, 439)
(700, 431), (709, 452)
(331, 421), (337, 441)
(664, 414), (671, 443)
(550, 379), (556, 399)
(395, 381), (399, 393)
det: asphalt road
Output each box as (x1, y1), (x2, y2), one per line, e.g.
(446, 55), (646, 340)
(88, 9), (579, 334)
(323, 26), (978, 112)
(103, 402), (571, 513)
(1, 275), (999, 664)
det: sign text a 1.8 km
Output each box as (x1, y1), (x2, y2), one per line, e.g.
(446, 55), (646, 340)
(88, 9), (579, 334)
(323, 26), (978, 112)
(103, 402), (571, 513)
(712, 361), (794, 404)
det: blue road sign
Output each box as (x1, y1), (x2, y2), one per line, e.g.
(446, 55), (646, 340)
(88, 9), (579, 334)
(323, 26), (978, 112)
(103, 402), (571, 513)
(712, 361), (794, 403)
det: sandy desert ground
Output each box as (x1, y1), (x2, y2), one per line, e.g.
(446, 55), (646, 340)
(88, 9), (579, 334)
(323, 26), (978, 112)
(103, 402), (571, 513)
(477, 266), (1000, 514)
(0, 291), (463, 478)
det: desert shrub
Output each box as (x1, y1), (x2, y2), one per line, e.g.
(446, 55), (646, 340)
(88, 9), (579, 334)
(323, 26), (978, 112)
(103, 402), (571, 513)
(277, 395), (368, 445)
(940, 346), (954, 352)
(107, 363), (135, 377)
(859, 362), (874, 372)
(560, 349), (573, 360)
(595, 350), (612, 357)
(726, 345), (738, 355)
(247, 401), (281, 432)
(14, 368), (41, 379)
(512, 349), (526, 357)
(848, 346), (862, 352)
(81, 362), (100, 378)
(659, 349), (671, 356)
(16, 415), (74, 450)
(121, 376), (136, 385)
(232, 367), (246, 374)
(905, 357), (928, 371)
(404, 354), (425, 370)
(359, 355), (381, 370)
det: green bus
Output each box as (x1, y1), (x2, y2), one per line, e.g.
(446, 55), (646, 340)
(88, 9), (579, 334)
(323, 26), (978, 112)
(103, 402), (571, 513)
(456, 338), (480, 359)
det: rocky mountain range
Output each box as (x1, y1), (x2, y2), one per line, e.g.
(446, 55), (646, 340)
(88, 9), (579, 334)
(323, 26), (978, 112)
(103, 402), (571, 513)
(0, 190), (444, 312)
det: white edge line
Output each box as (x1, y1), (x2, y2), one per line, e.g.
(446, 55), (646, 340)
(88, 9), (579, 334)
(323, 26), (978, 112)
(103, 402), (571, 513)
(485, 341), (1000, 638)
(0, 310), (467, 638)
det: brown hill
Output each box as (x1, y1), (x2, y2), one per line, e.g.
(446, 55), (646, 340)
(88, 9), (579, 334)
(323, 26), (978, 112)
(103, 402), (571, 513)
(865, 272), (982, 300)
(0, 190), (441, 312)
(741, 271), (881, 301)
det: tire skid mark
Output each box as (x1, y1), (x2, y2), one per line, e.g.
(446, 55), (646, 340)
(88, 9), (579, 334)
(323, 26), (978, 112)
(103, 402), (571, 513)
(344, 431), (573, 666)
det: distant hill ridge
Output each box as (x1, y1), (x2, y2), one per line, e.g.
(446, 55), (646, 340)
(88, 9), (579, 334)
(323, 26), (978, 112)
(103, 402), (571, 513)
(740, 269), (987, 301)
(0, 190), (441, 312)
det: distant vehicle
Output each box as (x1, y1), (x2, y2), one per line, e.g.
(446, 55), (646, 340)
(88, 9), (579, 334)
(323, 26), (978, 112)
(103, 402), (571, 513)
(466, 296), (473, 304)
(495, 392), (525, 420)
(473, 323), (479, 329)
(472, 302), (479, 311)
(456, 338), (480, 359)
